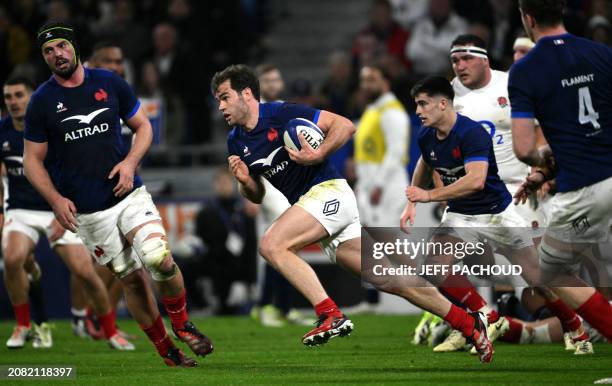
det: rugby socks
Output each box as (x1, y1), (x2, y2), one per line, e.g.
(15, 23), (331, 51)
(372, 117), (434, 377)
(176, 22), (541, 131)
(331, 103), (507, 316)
(13, 303), (31, 328)
(141, 315), (174, 357)
(576, 291), (612, 341)
(98, 309), (118, 339)
(314, 297), (342, 317)
(499, 316), (523, 343)
(162, 288), (188, 330)
(440, 275), (487, 312)
(545, 298), (582, 332)
(443, 304), (475, 338)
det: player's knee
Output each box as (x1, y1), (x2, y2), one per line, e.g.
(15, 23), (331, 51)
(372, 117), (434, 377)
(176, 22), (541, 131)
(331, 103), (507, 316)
(2, 248), (27, 270)
(258, 234), (287, 264)
(132, 223), (171, 270)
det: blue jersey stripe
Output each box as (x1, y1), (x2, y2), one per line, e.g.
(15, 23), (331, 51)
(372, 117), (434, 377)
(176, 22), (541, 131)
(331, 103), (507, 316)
(511, 111), (534, 118)
(464, 156), (489, 163)
(125, 100), (141, 120)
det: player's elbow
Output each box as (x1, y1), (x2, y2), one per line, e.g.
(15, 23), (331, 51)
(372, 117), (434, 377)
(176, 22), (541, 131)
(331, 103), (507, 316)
(513, 143), (532, 164)
(471, 176), (486, 192)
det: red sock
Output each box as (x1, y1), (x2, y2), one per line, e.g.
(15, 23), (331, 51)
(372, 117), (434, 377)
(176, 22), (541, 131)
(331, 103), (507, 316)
(161, 288), (188, 330)
(443, 304), (474, 337)
(140, 315), (174, 357)
(576, 291), (612, 341)
(499, 316), (523, 343)
(441, 275), (487, 312)
(97, 309), (118, 339)
(314, 297), (341, 317)
(13, 303), (30, 328)
(546, 298), (582, 332)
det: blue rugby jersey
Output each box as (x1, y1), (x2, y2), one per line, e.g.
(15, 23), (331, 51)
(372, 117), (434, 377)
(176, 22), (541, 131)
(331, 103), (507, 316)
(227, 102), (342, 204)
(24, 68), (142, 213)
(0, 118), (51, 211)
(509, 33), (612, 192)
(418, 113), (511, 215)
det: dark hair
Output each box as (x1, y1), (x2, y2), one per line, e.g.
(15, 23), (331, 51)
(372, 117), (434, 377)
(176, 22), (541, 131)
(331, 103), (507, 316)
(451, 34), (487, 50)
(255, 63), (280, 77)
(211, 64), (260, 101)
(519, 0), (566, 27)
(92, 41), (121, 53)
(410, 76), (454, 100)
(363, 63), (393, 83)
(4, 75), (36, 91)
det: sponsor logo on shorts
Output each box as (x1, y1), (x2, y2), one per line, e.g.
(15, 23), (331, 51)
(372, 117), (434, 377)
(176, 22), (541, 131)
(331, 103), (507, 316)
(571, 215), (590, 235)
(323, 199), (340, 216)
(94, 245), (105, 258)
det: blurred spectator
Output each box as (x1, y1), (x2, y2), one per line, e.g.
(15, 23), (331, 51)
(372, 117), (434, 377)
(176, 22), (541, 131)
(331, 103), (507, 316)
(405, 0), (468, 76)
(150, 22), (209, 145)
(97, 0), (149, 66)
(11, 0), (45, 42)
(255, 64), (285, 102)
(388, 0), (428, 29)
(454, 0), (493, 27)
(587, 17), (612, 46)
(0, 8), (31, 83)
(193, 166), (257, 314)
(289, 78), (318, 107)
(352, 0), (410, 69)
(137, 61), (165, 147)
(318, 51), (358, 117)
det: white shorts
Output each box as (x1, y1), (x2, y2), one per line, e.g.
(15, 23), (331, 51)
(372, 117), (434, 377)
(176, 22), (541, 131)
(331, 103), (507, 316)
(440, 204), (534, 251)
(3, 209), (83, 248)
(295, 179), (362, 263)
(545, 176), (612, 244)
(76, 186), (160, 268)
(506, 183), (549, 238)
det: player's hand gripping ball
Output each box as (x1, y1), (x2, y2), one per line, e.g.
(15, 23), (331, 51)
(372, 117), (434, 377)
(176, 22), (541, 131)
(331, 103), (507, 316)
(283, 118), (325, 151)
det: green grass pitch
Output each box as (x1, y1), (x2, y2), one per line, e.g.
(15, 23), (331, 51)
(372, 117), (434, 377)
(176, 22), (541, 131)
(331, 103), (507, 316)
(0, 315), (610, 385)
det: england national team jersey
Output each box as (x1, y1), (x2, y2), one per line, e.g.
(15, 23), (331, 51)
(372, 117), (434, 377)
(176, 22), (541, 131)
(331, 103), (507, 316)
(418, 113), (511, 215)
(509, 33), (612, 192)
(24, 68), (142, 213)
(227, 102), (342, 204)
(452, 70), (529, 189)
(0, 118), (51, 211)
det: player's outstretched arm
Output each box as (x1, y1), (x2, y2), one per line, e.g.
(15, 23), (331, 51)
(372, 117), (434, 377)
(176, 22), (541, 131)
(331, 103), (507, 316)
(228, 155), (265, 203)
(400, 157), (432, 230)
(109, 106), (153, 197)
(24, 139), (78, 232)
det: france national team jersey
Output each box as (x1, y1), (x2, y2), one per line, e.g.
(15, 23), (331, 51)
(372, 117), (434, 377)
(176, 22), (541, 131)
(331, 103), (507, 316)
(0, 118), (51, 211)
(509, 33), (612, 192)
(24, 68), (142, 213)
(418, 113), (511, 215)
(227, 102), (342, 204)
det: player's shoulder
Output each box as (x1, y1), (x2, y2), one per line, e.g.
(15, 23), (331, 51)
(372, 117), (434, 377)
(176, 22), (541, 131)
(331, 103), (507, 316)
(0, 117), (11, 134)
(491, 69), (509, 84)
(259, 101), (284, 118)
(455, 114), (484, 136)
(30, 77), (56, 102)
(417, 125), (434, 142)
(86, 67), (119, 80)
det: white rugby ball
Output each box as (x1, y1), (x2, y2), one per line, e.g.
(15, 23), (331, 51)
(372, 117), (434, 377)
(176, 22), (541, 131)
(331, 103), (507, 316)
(283, 118), (325, 151)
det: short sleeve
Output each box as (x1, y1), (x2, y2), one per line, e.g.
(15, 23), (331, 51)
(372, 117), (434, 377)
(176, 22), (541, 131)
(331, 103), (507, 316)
(24, 94), (48, 143)
(508, 63), (535, 119)
(110, 74), (140, 121)
(461, 125), (491, 164)
(277, 103), (321, 126)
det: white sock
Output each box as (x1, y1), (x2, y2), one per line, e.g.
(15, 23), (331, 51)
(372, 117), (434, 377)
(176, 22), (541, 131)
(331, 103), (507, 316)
(532, 325), (552, 343)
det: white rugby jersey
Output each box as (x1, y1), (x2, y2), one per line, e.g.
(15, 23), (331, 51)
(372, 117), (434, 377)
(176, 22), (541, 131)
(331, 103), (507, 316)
(452, 70), (529, 190)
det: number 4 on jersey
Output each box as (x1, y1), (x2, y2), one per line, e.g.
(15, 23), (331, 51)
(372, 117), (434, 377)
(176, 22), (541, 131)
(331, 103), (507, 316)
(578, 86), (601, 129)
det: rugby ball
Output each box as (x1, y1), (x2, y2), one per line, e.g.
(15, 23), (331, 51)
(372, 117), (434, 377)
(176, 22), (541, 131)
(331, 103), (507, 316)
(283, 118), (325, 151)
